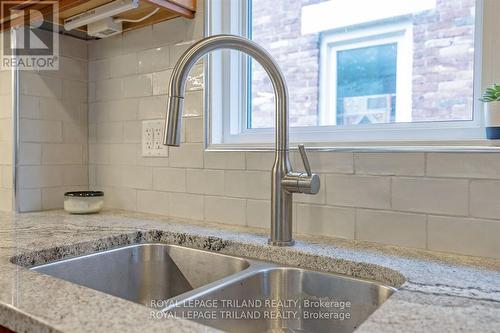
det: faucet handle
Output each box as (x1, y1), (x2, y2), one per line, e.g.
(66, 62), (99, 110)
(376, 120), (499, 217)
(298, 144), (312, 177)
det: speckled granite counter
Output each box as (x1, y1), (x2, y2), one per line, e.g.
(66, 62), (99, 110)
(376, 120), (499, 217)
(0, 210), (499, 332)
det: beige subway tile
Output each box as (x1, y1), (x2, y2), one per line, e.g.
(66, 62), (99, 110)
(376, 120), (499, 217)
(18, 189), (41, 212)
(138, 95), (167, 120)
(96, 165), (122, 187)
(89, 59), (111, 82)
(89, 164), (96, 186)
(63, 120), (87, 144)
(152, 19), (188, 46)
(326, 175), (390, 209)
(106, 99), (139, 121)
(89, 144), (110, 165)
(59, 57), (87, 81)
(18, 95), (38, 119)
(0, 124), (10, 142)
(1, 166), (12, 189)
(392, 177), (468, 215)
(21, 73), (62, 98)
(107, 144), (137, 165)
(88, 34), (123, 60)
(204, 196), (246, 225)
(184, 91), (203, 117)
(355, 153), (425, 176)
(40, 99), (85, 125)
(470, 180), (500, 219)
(152, 69), (173, 95)
(18, 165), (63, 188)
(292, 151), (353, 174)
(0, 119), (12, 142)
(42, 186), (87, 210)
(186, 169), (224, 195)
(137, 190), (169, 216)
(185, 117), (203, 143)
(96, 122), (123, 143)
(88, 102), (107, 123)
(224, 170), (270, 199)
(20, 119), (62, 143)
(95, 78), (122, 101)
(428, 215), (500, 259)
(169, 193), (204, 220)
(0, 94), (13, 119)
(122, 74), (152, 98)
(63, 80), (87, 102)
(102, 186), (137, 211)
(138, 46), (170, 73)
(60, 34), (88, 60)
(297, 204), (355, 239)
(204, 151), (246, 170)
(0, 71), (11, 95)
(63, 165), (88, 186)
(123, 121), (142, 143)
(121, 166), (152, 190)
(121, 25), (155, 54)
(356, 209), (426, 248)
(246, 152), (274, 171)
(0, 142), (13, 165)
(169, 143), (204, 168)
(42, 143), (83, 165)
(246, 199), (270, 229)
(153, 167), (186, 192)
(0, 188), (12, 211)
(110, 54), (138, 77)
(427, 153), (500, 179)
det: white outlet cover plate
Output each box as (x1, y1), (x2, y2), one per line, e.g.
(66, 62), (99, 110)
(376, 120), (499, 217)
(142, 120), (168, 157)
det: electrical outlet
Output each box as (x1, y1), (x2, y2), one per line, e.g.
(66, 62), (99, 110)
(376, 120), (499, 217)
(142, 120), (168, 157)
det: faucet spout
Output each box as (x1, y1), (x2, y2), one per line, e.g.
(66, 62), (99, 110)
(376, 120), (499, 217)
(164, 34), (319, 246)
(164, 34), (289, 150)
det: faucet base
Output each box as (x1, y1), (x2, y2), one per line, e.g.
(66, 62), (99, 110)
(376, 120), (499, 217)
(268, 239), (295, 246)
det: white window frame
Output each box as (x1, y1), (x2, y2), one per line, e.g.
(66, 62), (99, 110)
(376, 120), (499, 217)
(205, 0), (487, 151)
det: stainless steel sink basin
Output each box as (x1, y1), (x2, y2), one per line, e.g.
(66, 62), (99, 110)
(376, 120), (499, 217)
(169, 267), (395, 333)
(28, 243), (396, 333)
(31, 243), (250, 306)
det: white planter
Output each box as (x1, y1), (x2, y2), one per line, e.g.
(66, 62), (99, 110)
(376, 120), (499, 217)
(484, 102), (500, 139)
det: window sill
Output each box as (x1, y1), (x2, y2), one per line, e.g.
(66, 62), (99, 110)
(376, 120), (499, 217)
(206, 140), (500, 153)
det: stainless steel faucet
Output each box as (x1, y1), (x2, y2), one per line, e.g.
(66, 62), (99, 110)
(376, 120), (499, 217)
(163, 34), (320, 246)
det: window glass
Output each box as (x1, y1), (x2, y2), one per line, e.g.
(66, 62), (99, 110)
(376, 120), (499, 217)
(249, 0), (476, 129)
(337, 43), (397, 125)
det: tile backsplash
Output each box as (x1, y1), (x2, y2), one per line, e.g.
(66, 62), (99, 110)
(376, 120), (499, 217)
(17, 33), (89, 211)
(0, 46), (13, 211)
(8, 1), (500, 259)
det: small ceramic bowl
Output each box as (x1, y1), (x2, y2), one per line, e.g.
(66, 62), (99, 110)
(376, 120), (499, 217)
(64, 191), (104, 214)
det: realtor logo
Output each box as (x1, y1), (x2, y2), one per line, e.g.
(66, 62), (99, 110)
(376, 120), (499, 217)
(1, 1), (59, 70)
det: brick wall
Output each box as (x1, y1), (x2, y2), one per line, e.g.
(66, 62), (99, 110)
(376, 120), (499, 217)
(251, 0), (476, 125)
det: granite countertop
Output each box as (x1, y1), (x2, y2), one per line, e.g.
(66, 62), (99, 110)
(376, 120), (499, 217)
(0, 209), (499, 333)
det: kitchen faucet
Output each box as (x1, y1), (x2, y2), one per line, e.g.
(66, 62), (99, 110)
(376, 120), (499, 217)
(163, 34), (320, 246)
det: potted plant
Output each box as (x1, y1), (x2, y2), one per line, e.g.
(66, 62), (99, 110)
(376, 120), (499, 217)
(481, 84), (500, 139)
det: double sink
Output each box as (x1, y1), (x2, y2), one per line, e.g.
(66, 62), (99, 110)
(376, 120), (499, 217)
(28, 243), (396, 333)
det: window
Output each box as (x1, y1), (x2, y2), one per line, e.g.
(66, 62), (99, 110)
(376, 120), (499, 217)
(320, 22), (413, 126)
(206, 0), (483, 149)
